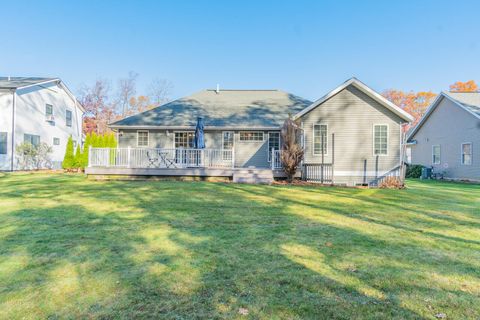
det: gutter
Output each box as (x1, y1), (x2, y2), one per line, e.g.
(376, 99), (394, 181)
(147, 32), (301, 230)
(109, 125), (282, 131)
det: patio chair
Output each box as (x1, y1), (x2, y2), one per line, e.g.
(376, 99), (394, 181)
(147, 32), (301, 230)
(146, 150), (160, 168)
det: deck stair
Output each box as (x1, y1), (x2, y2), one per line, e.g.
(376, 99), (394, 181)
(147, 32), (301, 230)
(233, 168), (274, 184)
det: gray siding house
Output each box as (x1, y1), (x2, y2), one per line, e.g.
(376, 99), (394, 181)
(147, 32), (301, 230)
(87, 78), (413, 185)
(407, 91), (480, 181)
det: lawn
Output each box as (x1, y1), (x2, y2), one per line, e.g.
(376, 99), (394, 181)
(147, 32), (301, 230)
(0, 174), (479, 319)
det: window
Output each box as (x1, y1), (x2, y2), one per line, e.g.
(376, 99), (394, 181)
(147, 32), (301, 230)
(313, 124), (328, 155)
(461, 143), (472, 165)
(46, 104), (53, 117)
(24, 134), (40, 147)
(223, 131), (234, 149)
(373, 125), (388, 156)
(66, 110), (72, 127)
(0, 132), (7, 155)
(137, 131), (149, 147)
(174, 132), (194, 148)
(53, 137), (60, 146)
(239, 131), (263, 141)
(432, 145), (441, 165)
(73, 140), (77, 148)
(268, 132), (280, 161)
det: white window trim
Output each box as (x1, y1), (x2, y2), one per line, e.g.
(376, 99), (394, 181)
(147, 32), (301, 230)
(173, 131), (195, 148)
(66, 109), (73, 127)
(461, 142), (472, 166)
(312, 123), (328, 156)
(432, 144), (441, 165)
(373, 124), (389, 157)
(137, 130), (149, 147)
(267, 131), (281, 162)
(239, 131), (264, 142)
(222, 131), (235, 150)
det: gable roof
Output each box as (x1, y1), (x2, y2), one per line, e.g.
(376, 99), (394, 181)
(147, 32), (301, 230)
(0, 77), (59, 89)
(110, 89), (312, 129)
(293, 77), (414, 122)
(407, 91), (480, 140)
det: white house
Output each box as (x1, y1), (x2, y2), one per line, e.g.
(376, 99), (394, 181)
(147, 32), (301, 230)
(0, 77), (84, 171)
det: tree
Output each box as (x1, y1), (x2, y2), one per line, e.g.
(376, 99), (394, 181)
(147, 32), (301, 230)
(78, 79), (117, 135)
(449, 80), (478, 92)
(74, 144), (82, 169)
(128, 95), (153, 115)
(148, 78), (173, 106)
(62, 137), (75, 170)
(117, 71), (138, 117)
(383, 90), (436, 127)
(280, 117), (304, 183)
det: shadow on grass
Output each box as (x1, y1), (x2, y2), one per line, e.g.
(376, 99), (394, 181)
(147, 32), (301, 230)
(0, 174), (478, 319)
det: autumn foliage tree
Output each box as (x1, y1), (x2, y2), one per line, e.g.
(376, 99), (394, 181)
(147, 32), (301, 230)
(449, 80), (478, 92)
(280, 117), (304, 183)
(383, 90), (437, 127)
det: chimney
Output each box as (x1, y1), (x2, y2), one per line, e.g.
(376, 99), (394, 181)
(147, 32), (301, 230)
(216, 84), (220, 94)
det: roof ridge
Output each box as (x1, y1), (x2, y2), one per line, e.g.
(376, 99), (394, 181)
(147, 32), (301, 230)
(205, 89), (279, 92)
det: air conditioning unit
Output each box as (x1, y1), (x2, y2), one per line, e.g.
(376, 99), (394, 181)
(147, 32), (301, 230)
(45, 115), (55, 122)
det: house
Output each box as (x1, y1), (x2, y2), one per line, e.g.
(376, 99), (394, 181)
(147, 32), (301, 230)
(0, 77), (84, 171)
(407, 91), (480, 181)
(87, 78), (413, 185)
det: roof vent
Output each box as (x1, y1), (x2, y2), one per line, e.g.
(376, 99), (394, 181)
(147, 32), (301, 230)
(216, 84), (220, 94)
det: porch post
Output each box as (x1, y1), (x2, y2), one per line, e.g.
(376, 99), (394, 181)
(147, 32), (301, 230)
(231, 147), (235, 169)
(127, 146), (131, 168)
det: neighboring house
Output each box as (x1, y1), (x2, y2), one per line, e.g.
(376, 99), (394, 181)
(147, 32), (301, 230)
(0, 77), (84, 171)
(407, 91), (480, 181)
(88, 78), (413, 185)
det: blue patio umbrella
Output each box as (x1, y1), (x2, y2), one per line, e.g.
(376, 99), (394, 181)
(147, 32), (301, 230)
(194, 117), (205, 149)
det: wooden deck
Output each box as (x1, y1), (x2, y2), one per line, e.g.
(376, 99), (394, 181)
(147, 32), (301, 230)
(85, 167), (290, 180)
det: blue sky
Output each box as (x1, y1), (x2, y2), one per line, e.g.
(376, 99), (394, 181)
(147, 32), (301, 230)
(1, 1), (479, 100)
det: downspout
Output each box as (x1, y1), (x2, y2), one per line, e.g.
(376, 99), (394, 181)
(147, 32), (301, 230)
(10, 90), (16, 171)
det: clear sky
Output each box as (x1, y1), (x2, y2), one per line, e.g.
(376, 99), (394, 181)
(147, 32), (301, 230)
(1, 0), (479, 101)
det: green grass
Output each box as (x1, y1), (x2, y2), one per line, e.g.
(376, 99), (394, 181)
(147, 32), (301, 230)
(0, 173), (479, 319)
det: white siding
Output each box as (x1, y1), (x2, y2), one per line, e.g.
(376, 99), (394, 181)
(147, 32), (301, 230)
(0, 82), (84, 170)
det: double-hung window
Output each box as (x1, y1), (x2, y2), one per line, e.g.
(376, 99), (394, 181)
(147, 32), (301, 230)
(66, 110), (72, 127)
(268, 132), (280, 161)
(373, 125), (388, 156)
(24, 134), (40, 147)
(137, 130), (149, 147)
(313, 124), (328, 155)
(432, 145), (441, 165)
(461, 143), (472, 165)
(0, 132), (7, 154)
(45, 104), (53, 118)
(53, 137), (60, 146)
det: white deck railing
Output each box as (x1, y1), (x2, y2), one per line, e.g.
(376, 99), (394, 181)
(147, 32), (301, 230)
(89, 147), (234, 169)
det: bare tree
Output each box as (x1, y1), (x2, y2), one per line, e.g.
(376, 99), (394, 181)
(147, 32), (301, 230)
(280, 117), (304, 183)
(117, 71), (138, 117)
(148, 78), (173, 106)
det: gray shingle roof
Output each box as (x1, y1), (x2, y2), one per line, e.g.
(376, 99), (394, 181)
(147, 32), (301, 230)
(444, 91), (480, 117)
(111, 89), (312, 128)
(0, 77), (58, 89)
